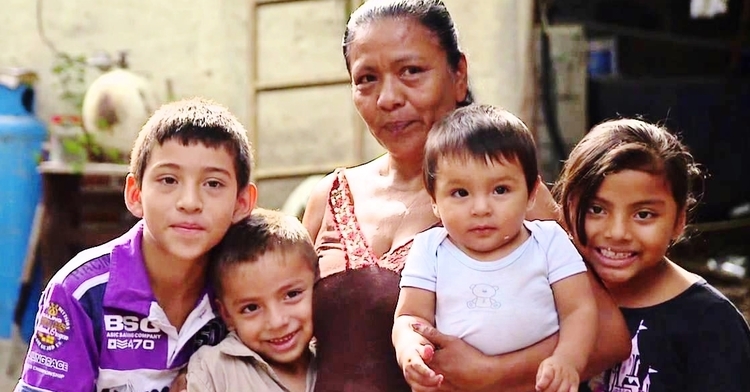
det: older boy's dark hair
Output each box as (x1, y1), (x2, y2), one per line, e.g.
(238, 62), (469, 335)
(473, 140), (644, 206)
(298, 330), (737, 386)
(129, 97), (253, 191)
(553, 118), (703, 246)
(210, 208), (319, 296)
(423, 104), (538, 197)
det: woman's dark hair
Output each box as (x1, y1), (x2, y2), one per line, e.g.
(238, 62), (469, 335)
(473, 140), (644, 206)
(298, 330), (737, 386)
(342, 0), (474, 106)
(552, 118), (703, 246)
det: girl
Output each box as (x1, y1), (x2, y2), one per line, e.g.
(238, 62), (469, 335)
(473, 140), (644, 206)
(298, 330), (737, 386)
(554, 118), (750, 391)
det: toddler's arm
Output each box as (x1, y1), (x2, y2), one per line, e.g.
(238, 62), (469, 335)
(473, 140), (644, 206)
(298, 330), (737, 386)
(393, 286), (443, 390)
(536, 272), (597, 392)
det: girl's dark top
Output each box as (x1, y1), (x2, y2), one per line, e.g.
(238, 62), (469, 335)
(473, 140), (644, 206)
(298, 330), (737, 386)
(585, 280), (750, 392)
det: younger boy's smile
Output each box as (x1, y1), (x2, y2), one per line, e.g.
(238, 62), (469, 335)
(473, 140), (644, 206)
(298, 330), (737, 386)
(219, 248), (315, 368)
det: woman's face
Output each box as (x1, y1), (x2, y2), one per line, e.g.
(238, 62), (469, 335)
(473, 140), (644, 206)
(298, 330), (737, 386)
(347, 18), (468, 160)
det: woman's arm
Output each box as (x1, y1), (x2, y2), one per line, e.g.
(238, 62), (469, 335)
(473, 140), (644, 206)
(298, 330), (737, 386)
(528, 177), (561, 221)
(414, 270), (630, 392)
(301, 173), (336, 240)
(413, 323), (557, 392)
(580, 270), (631, 380)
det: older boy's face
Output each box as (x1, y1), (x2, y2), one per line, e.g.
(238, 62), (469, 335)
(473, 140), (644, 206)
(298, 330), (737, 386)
(218, 250), (315, 369)
(125, 140), (255, 264)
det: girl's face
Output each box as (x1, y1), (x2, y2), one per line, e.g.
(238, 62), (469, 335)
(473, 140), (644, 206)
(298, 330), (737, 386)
(575, 169), (685, 290)
(347, 18), (468, 161)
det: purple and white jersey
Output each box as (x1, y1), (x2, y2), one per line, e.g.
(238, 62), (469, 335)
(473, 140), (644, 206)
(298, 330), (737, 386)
(15, 222), (226, 392)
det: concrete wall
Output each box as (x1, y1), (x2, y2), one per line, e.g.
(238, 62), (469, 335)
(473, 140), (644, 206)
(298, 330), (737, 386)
(1, 0), (535, 210)
(251, 0), (536, 209)
(0, 0), (251, 127)
(445, 0), (535, 121)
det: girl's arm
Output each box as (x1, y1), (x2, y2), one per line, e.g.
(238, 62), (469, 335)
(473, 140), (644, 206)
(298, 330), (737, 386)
(581, 270), (631, 380)
(170, 369), (188, 392)
(415, 269), (631, 392)
(185, 348), (221, 392)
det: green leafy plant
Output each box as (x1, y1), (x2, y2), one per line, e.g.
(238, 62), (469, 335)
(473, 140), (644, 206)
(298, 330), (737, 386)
(51, 53), (88, 112)
(49, 52), (126, 169)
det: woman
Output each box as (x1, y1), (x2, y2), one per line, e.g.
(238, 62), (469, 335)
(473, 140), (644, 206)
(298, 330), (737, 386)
(302, 1), (631, 391)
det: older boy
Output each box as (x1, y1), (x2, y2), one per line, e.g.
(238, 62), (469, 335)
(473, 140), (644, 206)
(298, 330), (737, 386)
(15, 98), (256, 392)
(186, 208), (318, 392)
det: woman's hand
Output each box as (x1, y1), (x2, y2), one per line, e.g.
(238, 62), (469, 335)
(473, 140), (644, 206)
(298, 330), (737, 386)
(412, 323), (493, 391)
(413, 323), (561, 392)
(527, 177), (560, 222)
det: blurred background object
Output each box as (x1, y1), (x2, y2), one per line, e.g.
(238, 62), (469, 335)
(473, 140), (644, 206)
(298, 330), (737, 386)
(0, 68), (46, 377)
(81, 51), (160, 157)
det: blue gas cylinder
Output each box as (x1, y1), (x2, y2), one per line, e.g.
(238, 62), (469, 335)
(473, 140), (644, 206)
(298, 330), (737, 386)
(0, 77), (46, 338)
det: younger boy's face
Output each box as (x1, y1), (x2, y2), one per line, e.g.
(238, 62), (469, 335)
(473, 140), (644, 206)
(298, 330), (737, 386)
(431, 155), (537, 261)
(218, 249), (315, 370)
(125, 140), (255, 264)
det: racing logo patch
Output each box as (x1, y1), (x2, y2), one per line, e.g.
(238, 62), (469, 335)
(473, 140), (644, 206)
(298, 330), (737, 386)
(34, 302), (71, 351)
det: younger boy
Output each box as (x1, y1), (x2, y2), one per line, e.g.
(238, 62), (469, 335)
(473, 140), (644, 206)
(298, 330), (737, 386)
(186, 208), (318, 392)
(393, 104), (597, 392)
(15, 97), (256, 392)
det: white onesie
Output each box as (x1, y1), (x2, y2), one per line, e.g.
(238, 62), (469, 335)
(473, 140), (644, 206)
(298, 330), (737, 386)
(400, 220), (586, 355)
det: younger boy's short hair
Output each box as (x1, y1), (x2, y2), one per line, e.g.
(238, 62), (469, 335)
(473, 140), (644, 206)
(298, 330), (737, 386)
(129, 97), (253, 190)
(210, 208), (319, 296)
(423, 104), (538, 197)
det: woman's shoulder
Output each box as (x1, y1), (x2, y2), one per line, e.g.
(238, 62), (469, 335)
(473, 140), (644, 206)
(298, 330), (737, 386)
(302, 161), (381, 240)
(344, 155), (386, 177)
(308, 157), (384, 199)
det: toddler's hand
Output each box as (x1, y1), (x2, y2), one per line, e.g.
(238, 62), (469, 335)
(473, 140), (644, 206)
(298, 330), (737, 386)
(535, 355), (579, 392)
(401, 343), (443, 392)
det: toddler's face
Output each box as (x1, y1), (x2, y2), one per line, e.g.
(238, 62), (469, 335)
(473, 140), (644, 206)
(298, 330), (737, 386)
(218, 249), (315, 368)
(431, 155), (536, 261)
